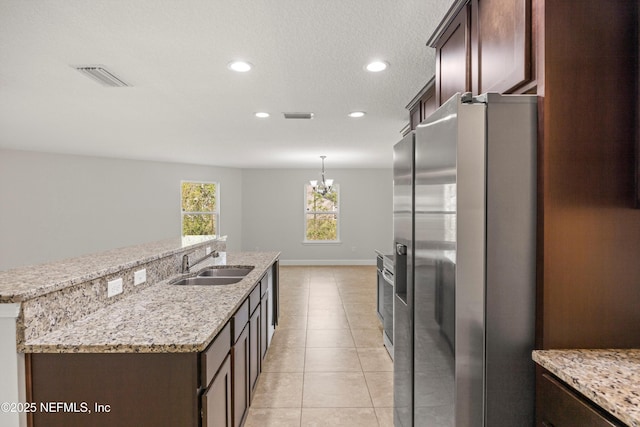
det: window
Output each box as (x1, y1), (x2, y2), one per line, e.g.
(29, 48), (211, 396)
(181, 181), (219, 236)
(304, 184), (339, 242)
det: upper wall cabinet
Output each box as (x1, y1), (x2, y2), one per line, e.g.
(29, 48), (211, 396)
(428, 0), (534, 106)
(471, 0), (533, 94)
(406, 78), (437, 132)
(431, 5), (470, 106)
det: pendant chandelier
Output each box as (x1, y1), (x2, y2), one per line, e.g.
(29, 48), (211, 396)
(310, 155), (334, 196)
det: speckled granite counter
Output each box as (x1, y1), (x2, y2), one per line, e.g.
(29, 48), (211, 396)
(20, 251), (279, 353)
(533, 349), (640, 427)
(0, 236), (224, 303)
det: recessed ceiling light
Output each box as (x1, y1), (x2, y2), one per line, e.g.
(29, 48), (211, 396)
(365, 60), (389, 72)
(348, 111), (366, 118)
(255, 112), (270, 118)
(228, 61), (252, 72)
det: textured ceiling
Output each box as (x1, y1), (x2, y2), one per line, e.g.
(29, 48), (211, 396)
(0, 0), (454, 168)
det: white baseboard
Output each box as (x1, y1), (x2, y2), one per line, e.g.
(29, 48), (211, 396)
(279, 259), (376, 266)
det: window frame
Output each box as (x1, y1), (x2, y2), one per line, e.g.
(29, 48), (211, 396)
(302, 183), (341, 244)
(180, 180), (220, 237)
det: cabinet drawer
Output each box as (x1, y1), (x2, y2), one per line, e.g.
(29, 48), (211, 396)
(232, 299), (249, 343)
(249, 284), (261, 314)
(201, 322), (231, 388)
(537, 371), (623, 427)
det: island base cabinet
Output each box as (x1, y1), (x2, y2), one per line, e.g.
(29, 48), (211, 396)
(202, 354), (233, 427)
(249, 303), (261, 400)
(232, 322), (250, 427)
(536, 367), (624, 427)
(27, 352), (199, 427)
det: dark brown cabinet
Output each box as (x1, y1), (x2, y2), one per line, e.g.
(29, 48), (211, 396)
(426, 0), (534, 108)
(536, 367), (624, 427)
(433, 5), (470, 106)
(231, 300), (250, 427)
(260, 281), (269, 362)
(249, 300), (261, 398)
(406, 79), (437, 131)
(470, 0), (533, 94)
(202, 354), (233, 427)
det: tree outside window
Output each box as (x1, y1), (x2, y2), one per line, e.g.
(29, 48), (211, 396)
(305, 184), (339, 241)
(181, 181), (218, 236)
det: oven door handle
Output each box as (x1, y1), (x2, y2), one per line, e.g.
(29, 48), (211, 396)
(382, 268), (394, 285)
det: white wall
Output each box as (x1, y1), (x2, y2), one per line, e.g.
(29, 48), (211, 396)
(0, 149), (393, 269)
(241, 168), (393, 264)
(0, 149), (243, 270)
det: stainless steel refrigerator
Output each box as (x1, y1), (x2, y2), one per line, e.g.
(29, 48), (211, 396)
(393, 93), (537, 427)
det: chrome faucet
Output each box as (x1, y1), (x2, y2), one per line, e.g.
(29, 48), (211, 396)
(181, 250), (219, 274)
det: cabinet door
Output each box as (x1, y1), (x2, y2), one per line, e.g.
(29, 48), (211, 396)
(249, 306), (261, 399)
(435, 5), (470, 106)
(260, 292), (269, 362)
(202, 354), (232, 427)
(232, 325), (249, 427)
(471, 0), (532, 94)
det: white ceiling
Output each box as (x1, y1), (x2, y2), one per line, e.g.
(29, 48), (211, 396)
(0, 0), (454, 168)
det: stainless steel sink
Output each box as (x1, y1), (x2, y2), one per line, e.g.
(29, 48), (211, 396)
(169, 276), (242, 286)
(196, 266), (254, 277)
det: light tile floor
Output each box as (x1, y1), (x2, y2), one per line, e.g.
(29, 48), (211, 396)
(244, 266), (394, 427)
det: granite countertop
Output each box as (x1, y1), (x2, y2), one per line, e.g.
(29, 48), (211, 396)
(0, 236), (224, 303)
(21, 251), (279, 354)
(533, 349), (640, 427)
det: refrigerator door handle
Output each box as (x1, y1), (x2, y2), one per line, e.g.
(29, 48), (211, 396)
(394, 243), (408, 305)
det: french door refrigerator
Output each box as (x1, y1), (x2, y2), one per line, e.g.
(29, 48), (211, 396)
(393, 93), (537, 427)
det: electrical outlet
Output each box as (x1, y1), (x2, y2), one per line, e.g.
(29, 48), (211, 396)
(107, 278), (123, 297)
(205, 246), (212, 255)
(134, 269), (146, 286)
(351, 246), (357, 252)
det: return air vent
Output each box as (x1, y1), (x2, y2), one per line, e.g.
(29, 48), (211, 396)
(283, 112), (314, 120)
(74, 66), (130, 87)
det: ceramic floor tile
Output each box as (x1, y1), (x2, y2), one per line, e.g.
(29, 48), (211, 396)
(375, 407), (395, 427)
(350, 328), (384, 348)
(281, 304), (309, 316)
(269, 328), (307, 348)
(300, 408), (379, 427)
(358, 348), (393, 372)
(277, 315), (308, 330)
(302, 372), (373, 408)
(308, 307), (346, 317)
(251, 372), (304, 408)
(364, 371), (394, 408)
(280, 294), (310, 305)
(340, 294), (376, 305)
(306, 328), (355, 348)
(309, 285), (340, 295)
(307, 315), (350, 330)
(244, 408), (302, 427)
(343, 302), (378, 316)
(305, 347), (362, 372)
(307, 296), (343, 308)
(262, 346), (306, 373)
(348, 312), (383, 329)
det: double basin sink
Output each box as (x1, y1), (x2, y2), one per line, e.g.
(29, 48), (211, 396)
(169, 266), (254, 286)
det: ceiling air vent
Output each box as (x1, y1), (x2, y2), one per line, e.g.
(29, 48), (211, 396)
(283, 112), (314, 120)
(74, 66), (130, 87)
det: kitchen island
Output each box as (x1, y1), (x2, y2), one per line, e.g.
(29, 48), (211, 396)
(0, 237), (279, 427)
